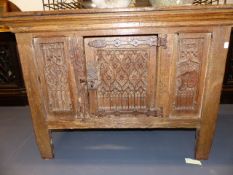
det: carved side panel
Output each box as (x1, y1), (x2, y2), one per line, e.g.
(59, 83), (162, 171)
(85, 36), (161, 117)
(34, 37), (76, 115)
(172, 33), (211, 116)
(40, 42), (72, 112)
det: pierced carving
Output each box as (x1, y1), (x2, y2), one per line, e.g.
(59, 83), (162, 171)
(95, 49), (149, 112)
(173, 38), (204, 112)
(88, 36), (160, 48)
(40, 42), (73, 112)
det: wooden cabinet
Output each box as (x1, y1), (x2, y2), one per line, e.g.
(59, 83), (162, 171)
(2, 6), (233, 160)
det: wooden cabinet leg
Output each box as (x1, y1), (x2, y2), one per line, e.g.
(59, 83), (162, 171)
(195, 126), (216, 160)
(34, 128), (54, 159)
(195, 26), (232, 160)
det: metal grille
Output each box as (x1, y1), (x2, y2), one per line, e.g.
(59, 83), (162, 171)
(42, 0), (231, 11)
(193, 0), (227, 5)
(42, 0), (85, 10)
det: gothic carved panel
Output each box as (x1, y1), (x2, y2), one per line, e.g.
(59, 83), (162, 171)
(96, 49), (148, 111)
(85, 36), (161, 117)
(172, 33), (210, 114)
(33, 36), (77, 115)
(40, 42), (73, 112)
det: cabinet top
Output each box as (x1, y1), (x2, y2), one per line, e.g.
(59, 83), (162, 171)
(1, 5), (233, 33)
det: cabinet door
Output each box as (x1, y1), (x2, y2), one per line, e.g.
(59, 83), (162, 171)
(85, 36), (161, 117)
(33, 36), (81, 119)
(171, 33), (211, 118)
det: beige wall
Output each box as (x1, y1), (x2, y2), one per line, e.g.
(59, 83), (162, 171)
(219, 0), (233, 4)
(9, 0), (43, 11)
(9, 0), (233, 11)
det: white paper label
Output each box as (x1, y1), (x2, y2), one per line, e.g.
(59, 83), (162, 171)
(185, 158), (202, 166)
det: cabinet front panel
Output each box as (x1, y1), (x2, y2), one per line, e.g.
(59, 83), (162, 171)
(171, 33), (211, 117)
(85, 36), (161, 117)
(33, 36), (78, 118)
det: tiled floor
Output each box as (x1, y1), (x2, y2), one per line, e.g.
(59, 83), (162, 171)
(0, 105), (233, 175)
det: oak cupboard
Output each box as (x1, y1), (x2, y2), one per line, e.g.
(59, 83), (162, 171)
(2, 5), (233, 160)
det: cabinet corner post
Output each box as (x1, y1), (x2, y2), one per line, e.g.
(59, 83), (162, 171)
(195, 26), (232, 160)
(15, 33), (54, 159)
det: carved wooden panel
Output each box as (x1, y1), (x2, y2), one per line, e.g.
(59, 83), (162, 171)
(85, 36), (161, 117)
(172, 33), (211, 116)
(41, 42), (72, 112)
(33, 36), (77, 116)
(96, 49), (148, 111)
